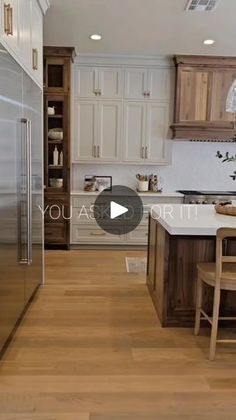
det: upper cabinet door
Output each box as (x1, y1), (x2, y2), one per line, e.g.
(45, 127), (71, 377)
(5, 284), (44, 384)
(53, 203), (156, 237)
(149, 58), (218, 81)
(74, 101), (98, 161)
(178, 69), (209, 122)
(1, 0), (20, 55)
(75, 66), (98, 98)
(31, 0), (43, 85)
(75, 66), (122, 99)
(125, 67), (148, 100)
(145, 103), (170, 163)
(97, 101), (121, 161)
(210, 70), (236, 122)
(148, 68), (171, 101)
(98, 67), (122, 99)
(19, 0), (31, 68)
(123, 102), (146, 162)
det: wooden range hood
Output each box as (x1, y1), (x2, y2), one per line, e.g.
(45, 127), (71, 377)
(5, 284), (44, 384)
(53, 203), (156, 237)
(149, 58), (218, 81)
(171, 55), (236, 142)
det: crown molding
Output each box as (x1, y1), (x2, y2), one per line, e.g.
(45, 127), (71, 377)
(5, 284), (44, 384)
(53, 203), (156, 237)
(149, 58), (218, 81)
(75, 53), (174, 68)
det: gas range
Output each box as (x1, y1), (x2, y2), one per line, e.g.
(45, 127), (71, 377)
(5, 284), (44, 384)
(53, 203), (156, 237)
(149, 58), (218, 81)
(177, 190), (236, 205)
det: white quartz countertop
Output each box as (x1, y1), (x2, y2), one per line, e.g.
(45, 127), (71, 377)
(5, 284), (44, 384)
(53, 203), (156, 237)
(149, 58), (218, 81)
(71, 190), (184, 198)
(151, 204), (236, 236)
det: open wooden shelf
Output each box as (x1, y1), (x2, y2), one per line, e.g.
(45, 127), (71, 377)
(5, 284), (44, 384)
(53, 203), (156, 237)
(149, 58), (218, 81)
(48, 114), (63, 119)
(44, 46), (75, 249)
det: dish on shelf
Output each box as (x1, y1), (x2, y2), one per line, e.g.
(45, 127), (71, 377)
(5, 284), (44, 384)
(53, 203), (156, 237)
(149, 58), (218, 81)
(48, 128), (63, 141)
(48, 106), (55, 115)
(49, 178), (63, 188)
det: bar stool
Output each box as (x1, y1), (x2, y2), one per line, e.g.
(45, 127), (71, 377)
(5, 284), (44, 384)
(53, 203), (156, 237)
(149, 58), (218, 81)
(194, 228), (236, 360)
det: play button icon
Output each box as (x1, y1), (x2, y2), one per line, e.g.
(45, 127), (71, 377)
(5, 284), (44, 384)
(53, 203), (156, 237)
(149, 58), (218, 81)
(110, 201), (128, 220)
(94, 185), (143, 236)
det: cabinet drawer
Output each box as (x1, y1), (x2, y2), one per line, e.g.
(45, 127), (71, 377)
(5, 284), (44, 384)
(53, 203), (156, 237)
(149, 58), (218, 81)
(141, 196), (183, 207)
(44, 198), (70, 223)
(127, 227), (148, 244)
(72, 196), (96, 208)
(71, 224), (125, 244)
(72, 207), (94, 224)
(45, 222), (67, 244)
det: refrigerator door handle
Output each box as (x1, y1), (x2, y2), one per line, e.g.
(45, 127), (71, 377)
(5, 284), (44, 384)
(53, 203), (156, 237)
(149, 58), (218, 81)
(19, 118), (32, 266)
(26, 119), (32, 265)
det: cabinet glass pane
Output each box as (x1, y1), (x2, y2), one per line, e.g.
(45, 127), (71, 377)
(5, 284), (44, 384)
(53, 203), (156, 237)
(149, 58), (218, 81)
(48, 65), (64, 88)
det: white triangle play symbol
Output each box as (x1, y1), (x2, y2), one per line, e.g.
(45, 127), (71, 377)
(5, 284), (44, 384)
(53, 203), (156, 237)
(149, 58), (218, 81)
(110, 201), (129, 220)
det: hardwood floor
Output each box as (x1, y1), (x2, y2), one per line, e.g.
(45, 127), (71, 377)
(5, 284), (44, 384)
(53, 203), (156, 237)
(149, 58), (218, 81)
(0, 250), (236, 419)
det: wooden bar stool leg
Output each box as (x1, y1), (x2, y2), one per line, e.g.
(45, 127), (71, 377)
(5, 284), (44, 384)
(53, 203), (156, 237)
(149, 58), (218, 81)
(209, 287), (221, 361)
(194, 273), (203, 336)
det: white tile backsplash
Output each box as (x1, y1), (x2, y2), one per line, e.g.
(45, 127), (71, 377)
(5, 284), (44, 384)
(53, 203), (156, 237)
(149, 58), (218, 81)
(72, 141), (236, 191)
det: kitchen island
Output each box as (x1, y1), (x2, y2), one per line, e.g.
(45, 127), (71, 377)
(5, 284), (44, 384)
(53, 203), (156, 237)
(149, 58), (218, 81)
(147, 204), (236, 327)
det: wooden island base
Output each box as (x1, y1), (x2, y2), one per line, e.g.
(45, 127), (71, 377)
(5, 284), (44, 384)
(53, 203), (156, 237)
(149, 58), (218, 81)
(147, 216), (236, 327)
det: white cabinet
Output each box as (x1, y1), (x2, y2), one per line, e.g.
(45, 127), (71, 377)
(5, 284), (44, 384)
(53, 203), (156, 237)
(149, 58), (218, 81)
(30, 0), (43, 85)
(73, 58), (173, 165)
(76, 66), (98, 98)
(1, 0), (20, 55)
(74, 101), (97, 161)
(74, 100), (121, 162)
(125, 67), (171, 101)
(123, 102), (146, 162)
(146, 103), (169, 163)
(124, 101), (169, 163)
(19, 0), (31, 68)
(125, 67), (148, 100)
(148, 68), (171, 101)
(99, 67), (122, 99)
(70, 194), (183, 246)
(75, 66), (122, 99)
(0, 0), (47, 88)
(98, 101), (121, 160)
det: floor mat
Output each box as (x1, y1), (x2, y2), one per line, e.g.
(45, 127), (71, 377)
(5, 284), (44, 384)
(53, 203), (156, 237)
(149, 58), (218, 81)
(125, 257), (147, 273)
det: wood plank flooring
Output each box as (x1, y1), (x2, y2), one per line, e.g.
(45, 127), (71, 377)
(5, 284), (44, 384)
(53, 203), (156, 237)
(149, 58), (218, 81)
(0, 250), (236, 419)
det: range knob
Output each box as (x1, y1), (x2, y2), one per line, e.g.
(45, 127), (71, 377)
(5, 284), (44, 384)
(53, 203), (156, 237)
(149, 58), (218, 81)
(212, 200), (219, 205)
(203, 200), (208, 204)
(189, 200), (196, 204)
(196, 200), (202, 205)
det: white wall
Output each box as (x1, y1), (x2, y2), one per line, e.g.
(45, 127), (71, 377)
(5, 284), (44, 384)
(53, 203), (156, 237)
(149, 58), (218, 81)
(72, 141), (236, 191)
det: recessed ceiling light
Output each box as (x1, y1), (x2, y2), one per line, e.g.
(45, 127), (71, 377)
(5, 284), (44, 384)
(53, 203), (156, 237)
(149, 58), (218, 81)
(203, 39), (215, 45)
(90, 34), (102, 41)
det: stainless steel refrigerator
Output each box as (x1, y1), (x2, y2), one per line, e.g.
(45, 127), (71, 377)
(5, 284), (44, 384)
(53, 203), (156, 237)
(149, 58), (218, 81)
(0, 44), (43, 351)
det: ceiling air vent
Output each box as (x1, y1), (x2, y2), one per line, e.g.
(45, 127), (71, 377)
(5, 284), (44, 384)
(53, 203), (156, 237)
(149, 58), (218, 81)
(185, 0), (220, 11)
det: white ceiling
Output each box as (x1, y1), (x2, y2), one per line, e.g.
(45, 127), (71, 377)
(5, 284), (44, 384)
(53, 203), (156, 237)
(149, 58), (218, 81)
(44, 0), (236, 56)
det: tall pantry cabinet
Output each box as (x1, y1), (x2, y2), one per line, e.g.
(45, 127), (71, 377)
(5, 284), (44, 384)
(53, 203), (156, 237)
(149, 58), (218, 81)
(44, 46), (75, 248)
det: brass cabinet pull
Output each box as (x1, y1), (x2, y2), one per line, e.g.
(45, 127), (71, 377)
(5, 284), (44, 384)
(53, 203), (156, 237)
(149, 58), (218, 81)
(4, 3), (13, 36)
(141, 146), (145, 159)
(90, 232), (106, 236)
(93, 144), (97, 158)
(145, 146), (148, 159)
(32, 48), (38, 70)
(97, 145), (100, 158)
